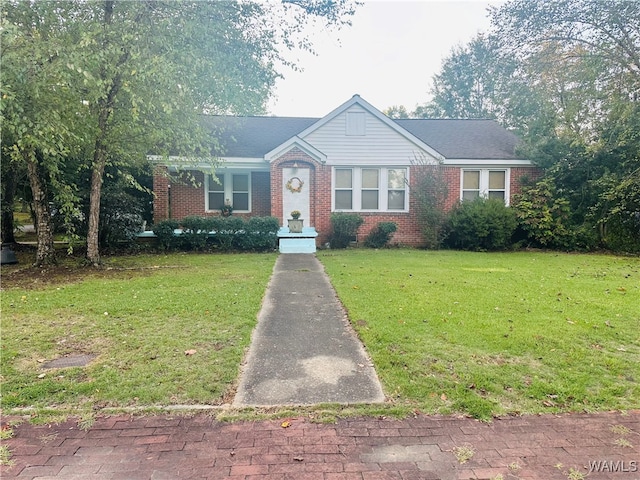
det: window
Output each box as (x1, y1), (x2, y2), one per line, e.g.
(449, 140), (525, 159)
(232, 174), (249, 210)
(335, 169), (353, 210)
(207, 172), (251, 212)
(488, 171), (506, 200)
(333, 167), (407, 212)
(461, 169), (509, 203)
(208, 174), (225, 210)
(462, 170), (480, 201)
(361, 169), (379, 210)
(387, 169), (406, 210)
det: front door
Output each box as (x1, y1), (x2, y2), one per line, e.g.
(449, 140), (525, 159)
(282, 167), (310, 226)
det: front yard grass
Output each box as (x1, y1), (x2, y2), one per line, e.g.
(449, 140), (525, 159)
(319, 249), (639, 419)
(1, 249), (638, 421)
(1, 253), (276, 412)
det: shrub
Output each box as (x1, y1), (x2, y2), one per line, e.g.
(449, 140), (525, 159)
(210, 216), (246, 251)
(445, 198), (516, 251)
(236, 216), (280, 251)
(512, 178), (572, 249)
(180, 216), (215, 251)
(330, 213), (364, 249)
(364, 221), (397, 248)
(152, 219), (179, 251)
(601, 214), (640, 253)
(151, 216), (280, 252)
(411, 158), (449, 249)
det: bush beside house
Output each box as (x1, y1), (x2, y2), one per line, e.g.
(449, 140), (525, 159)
(445, 198), (517, 251)
(152, 216), (279, 252)
(364, 222), (398, 248)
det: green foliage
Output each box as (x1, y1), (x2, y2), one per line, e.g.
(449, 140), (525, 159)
(411, 159), (450, 249)
(180, 216), (215, 251)
(364, 222), (397, 249)
(210, 216), (246, 251)
(419, 1), (640, 252)
(445, 198), (517, 251)
(98, 182), (147, 251)
(154, 215), (279, 252)
(601, 215), (640, 254)
(329, 213), (364, 249)
(2, 0), (357, 265)
(418, 35), (510, 120)
(236, 216), (280, 251)
(152, 219), (179, 251)
(512, 178), (571, 249)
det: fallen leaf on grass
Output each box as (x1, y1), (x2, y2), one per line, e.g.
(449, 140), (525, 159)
(184, 349), (197, 356)
(281, 421), (291, 428)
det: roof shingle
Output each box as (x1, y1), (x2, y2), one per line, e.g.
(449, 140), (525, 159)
(201, 115), (522, 160)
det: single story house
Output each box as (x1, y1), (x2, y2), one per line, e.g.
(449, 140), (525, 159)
(152, 94), (539, 247)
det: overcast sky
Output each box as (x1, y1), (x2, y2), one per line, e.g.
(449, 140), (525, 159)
(267, 0), (501, 117)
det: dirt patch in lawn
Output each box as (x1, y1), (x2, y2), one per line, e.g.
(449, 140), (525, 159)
(0, 249), (155, 290)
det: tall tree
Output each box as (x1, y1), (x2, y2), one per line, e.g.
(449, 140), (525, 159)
(420, 0), (640, 250)
(490, 0), (640, 249)
(422, 35), (503, 119)
(1, 3), (85, 265)
(2, 1), (357, 266)
(383, 105), (411, 119)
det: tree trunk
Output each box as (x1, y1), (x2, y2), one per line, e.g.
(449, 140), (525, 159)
(85, 0), (118, 267)
(24, 149), (56, 266)
(1, 166), (18, 245)
(86, 144), (106, 266)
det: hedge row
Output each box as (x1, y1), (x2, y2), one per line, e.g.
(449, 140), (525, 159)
(152, 216), (280, 252)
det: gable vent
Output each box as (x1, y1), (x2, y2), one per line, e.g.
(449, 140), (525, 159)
(346, 111), (366, 136)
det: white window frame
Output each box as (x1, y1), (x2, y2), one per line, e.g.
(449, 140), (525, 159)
(205, 171), (251, 213)
(461, 168), (510, 205)
(332, 167), (409, 212)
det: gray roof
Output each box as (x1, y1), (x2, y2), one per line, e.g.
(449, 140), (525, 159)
(395, 119), (522, 160)
(202, 115), (522, 160)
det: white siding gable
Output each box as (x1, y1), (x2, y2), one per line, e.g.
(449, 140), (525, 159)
(303, 105), (439, 166)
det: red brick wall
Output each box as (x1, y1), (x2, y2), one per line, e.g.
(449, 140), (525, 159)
(268, 157), (461, 247)
(152, 169), (270, 222)
(252, 171), (271, 216)
(154, 161), (542, 246)
(152, 166), (170, 221)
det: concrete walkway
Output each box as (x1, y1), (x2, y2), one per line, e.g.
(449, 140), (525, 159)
(233, 254), (384, 406)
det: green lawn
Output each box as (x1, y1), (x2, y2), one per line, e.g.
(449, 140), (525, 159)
(1, 253), (276, 412)
(1, 250), (638, 420)
(319, 249), (639, 419)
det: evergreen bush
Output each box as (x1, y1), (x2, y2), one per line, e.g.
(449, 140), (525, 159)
(364, 221), (397, 248)
(236, 216), (280, 251)
(445, 198), (516, 251)
(180, 216), (215, 251)
(329, 213), (364, 249)
(152, 219), (179, 251)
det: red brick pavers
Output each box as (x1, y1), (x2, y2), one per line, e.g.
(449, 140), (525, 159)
(1, 411), (638, 479)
